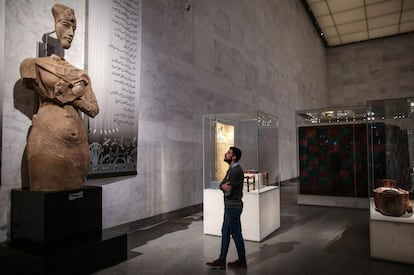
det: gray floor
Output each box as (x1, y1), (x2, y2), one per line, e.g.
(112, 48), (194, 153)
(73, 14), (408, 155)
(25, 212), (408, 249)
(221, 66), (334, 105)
(94, 182), (413, 275)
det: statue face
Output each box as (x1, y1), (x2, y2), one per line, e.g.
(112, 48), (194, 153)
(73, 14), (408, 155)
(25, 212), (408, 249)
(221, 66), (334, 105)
(55, 19), (76, 49)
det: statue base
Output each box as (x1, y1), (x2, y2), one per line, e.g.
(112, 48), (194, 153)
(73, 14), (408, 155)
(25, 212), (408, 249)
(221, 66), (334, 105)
(11, 186), (102, 246)
(1, 186), (127, 274)
(0, 229), (127, 275)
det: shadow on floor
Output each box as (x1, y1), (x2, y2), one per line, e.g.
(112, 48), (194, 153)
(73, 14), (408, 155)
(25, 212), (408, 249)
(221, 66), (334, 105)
(127, 214), (203, 259)
(248, 241), (301, 267)
(326, 222), (370, 257)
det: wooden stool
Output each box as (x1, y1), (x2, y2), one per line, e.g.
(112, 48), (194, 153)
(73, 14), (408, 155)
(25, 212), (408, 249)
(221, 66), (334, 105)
(262, 171), (269, 186)
(244, 175), (256, 192)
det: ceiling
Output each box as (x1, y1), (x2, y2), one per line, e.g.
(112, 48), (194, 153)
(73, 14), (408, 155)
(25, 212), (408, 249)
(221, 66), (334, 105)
(304, 0), (414, 47)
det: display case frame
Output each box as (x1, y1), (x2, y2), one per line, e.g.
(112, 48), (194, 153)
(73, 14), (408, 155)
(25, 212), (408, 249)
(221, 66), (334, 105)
(202, 111), (280, 241)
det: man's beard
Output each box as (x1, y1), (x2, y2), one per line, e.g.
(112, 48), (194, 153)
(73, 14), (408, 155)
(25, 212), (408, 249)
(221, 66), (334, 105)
(224, 158), (231, 164)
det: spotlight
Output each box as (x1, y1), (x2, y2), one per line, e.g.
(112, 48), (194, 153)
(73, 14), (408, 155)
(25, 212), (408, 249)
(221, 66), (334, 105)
(184, 1), (191, 11)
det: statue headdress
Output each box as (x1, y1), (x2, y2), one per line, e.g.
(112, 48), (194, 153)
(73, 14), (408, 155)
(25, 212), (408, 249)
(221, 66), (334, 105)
(51, 3), (76, 28)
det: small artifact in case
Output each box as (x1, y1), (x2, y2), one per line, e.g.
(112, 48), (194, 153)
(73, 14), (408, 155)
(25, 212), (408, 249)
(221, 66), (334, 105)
(374, 179), (413, 217)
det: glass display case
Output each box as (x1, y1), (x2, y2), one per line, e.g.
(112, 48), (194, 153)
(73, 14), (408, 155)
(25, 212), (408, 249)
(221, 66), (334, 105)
(203, 111), (280, 192)
(367, 97), (414, 264)
(296, 106), (369, 208)
(202, 111), (280, 241)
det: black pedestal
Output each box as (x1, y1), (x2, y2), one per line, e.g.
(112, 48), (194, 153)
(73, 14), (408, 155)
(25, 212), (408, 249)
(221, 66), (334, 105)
(11, 186), (102, 247)
(0, 229), (127, 275)
(1, 186), (127, 275)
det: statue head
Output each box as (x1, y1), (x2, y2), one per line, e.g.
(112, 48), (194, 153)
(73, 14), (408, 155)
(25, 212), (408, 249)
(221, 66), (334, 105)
(51, 3), (76, 49)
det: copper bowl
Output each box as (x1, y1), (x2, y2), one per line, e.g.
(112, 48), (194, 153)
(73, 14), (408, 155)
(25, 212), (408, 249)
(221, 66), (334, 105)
(373, 187), (409, 217)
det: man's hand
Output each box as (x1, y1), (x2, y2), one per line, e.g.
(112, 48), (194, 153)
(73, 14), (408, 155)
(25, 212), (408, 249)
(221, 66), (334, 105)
(222, 183), (232, 192)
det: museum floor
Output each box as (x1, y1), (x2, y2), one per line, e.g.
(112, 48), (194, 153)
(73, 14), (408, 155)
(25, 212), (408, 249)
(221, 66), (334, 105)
(94, 182), (413, 275)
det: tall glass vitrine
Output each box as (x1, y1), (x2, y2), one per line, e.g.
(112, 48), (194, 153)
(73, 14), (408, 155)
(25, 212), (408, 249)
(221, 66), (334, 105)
(367, 97), (414, 264)
(296, 106), (369, 208)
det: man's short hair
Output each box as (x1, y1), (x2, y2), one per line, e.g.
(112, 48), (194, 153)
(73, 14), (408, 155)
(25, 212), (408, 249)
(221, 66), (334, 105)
(230, 146), (242, 161)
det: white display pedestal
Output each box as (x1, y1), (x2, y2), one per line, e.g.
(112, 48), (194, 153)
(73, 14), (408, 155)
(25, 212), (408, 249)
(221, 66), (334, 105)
(370, 198), (414, 264)
(203, 186), (280, 242)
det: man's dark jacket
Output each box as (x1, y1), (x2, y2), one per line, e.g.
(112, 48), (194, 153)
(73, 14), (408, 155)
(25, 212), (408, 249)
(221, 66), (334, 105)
(220, 163), (244, 208)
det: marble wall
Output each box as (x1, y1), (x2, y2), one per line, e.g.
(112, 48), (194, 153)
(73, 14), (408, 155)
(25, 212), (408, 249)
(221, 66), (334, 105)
(0, 0), (85, 241)
(1, 0), (328, 238)
(94, 0), (327, 229)
(327, 33), (414, 106)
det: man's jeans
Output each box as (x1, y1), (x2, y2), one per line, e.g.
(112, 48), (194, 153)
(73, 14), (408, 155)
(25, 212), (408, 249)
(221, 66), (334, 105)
(219, 207), (246, 262)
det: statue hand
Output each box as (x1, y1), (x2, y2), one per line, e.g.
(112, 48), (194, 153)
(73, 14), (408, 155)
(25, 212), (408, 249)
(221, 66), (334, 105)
(54, 80), (71, 98)
(54, 80), (86, 104)
(72, 80), (87, 97)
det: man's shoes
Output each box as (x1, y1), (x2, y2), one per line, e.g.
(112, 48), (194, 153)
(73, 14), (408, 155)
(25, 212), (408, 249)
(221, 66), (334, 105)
(206, 258), (226, 269)
(228, 259), (247, 269)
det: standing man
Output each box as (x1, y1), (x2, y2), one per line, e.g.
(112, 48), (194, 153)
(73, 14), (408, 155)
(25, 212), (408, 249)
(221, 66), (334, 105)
(206, 146), (247, 269)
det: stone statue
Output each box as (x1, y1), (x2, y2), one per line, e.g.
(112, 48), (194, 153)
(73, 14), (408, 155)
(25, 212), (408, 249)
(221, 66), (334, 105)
(19, 4), (99, 191)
